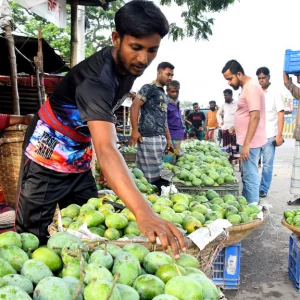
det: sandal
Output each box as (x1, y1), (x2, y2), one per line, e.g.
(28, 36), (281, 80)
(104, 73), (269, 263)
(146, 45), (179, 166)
(287, 198), (300, 206)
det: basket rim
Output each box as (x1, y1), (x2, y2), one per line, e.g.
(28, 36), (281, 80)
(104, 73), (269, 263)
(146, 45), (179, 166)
(282, 218), (300, 235)
(228, 217), (264, 232)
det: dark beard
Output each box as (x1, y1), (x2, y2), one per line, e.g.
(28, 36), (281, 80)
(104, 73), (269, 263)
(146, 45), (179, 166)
(117, 49), (130, 75)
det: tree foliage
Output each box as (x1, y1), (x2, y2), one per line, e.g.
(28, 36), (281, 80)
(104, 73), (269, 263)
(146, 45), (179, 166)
(6, 0), (236, 62)
(7, 0), (123, 60)
(161, 0), (236, 41)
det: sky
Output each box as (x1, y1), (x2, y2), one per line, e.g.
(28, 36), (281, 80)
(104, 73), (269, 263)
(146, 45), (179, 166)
(132, 0), (300, 107)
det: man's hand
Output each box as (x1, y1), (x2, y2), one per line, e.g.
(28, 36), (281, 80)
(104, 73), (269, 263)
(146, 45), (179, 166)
(221, 122), (224, 126)
(274, 135), (284, 147)
(166, 139), (173, 150)
(229, 126), (235, 135)
(130, 129), (142, 146)
(240, 144), (250, 161)
(199, 127), (203, 131)
(136, 210), (186, 258)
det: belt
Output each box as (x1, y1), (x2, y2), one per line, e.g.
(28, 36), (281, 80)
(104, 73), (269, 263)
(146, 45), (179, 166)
(38, 99), (91, 143)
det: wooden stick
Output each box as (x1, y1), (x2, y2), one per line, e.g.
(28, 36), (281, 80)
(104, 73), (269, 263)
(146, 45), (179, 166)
(70, 0), (78, 68)
(167, 246), (182, 276)
(37, 26), (45, 104)
(106, 273), (120, 300)
(4, 25), (20, 114)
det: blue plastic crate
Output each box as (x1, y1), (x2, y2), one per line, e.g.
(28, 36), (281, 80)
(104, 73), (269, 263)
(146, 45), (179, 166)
(212, 243), (241, 289)
(288, 233), (300, 292)
(284, 49), (300, 75)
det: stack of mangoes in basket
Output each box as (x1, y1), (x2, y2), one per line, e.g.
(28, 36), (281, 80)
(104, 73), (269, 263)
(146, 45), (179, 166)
(0, 230), (220, 299)
(59, 189), (261, 240)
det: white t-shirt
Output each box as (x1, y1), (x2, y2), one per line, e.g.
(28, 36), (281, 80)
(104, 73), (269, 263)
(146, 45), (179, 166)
(264, 84), (284, 138)
(216, 101), (237, 130)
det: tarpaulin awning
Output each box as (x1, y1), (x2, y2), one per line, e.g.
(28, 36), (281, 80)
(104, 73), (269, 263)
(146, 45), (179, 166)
(0, 34), (69, 76)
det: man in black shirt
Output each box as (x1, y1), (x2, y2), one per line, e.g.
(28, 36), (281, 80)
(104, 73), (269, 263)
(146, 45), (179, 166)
(16, 1), (185, 256)
(186, 102), (206, 140)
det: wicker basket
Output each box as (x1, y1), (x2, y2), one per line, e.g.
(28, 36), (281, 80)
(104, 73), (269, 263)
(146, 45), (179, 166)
(48, 215), (264, 275)
(121, 152), (136, 163)
(282, 218), (300, 236)
(0, 125), (27, 208)
(175, 180), (240, 197)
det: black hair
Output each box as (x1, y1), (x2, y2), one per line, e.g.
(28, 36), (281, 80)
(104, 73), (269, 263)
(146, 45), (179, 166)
(157, 62), (175, 71)
(209, 101), (216, 105)
(256, 67), (270, 76)
(192, 102), (198, 106)
(223, 89), (233, 95)
(222, 60), (245, 75)
(189, 132), (196, 138)
(115, 1), (169, 38)
(167, 80), (180, 90)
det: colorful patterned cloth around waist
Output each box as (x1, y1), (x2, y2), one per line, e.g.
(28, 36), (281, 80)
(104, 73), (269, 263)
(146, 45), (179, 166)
(26, 101), (92, 173)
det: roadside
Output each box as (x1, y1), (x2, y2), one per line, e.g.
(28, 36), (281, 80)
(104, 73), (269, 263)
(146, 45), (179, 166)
(224, 139), (300, 300)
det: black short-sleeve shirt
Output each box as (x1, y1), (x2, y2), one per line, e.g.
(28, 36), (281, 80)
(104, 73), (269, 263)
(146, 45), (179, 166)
(137, 82), (168, 137)
(25, 47), (136, 173)
(50, 46), (136, 130)
(187, 111), (206, 128)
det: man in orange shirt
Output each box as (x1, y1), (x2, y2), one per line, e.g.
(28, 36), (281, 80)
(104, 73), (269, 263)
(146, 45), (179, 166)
(205, 101), (219, 141)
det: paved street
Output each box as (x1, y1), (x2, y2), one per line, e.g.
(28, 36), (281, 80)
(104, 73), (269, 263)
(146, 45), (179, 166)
(224, 139), (300, 299)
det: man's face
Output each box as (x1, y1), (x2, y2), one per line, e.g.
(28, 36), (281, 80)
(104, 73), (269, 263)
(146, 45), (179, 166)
(224, 93), (232, 103)
(157, 68), (174, 86)
(113, 33), (161, 77)
(257, 72), (270, 89)
(167, 87), (179, 100)
(209, 103), (216, 110)
(193, 104), (199, 112)
(223, 70), (241, 90)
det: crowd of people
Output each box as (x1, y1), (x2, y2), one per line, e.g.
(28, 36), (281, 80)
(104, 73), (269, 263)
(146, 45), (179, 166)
(129, 58), (299, 206)
(0, 0), (300, 255)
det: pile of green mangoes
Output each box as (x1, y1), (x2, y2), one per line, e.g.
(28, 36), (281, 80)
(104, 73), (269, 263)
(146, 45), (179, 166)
(148, 191), (261, 233)
(0, 231), (220, 299)
(283, 208), (300, 227)
(58, 190), (261, 241)
(95, 165), (157, 195)
(121, 146), (137, 153)
(163, 141), (235, 187)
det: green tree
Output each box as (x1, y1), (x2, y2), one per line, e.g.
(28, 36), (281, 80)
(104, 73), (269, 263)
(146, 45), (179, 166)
(8, 0), (123, 60)
(160, 0), (236, 40)
(7, 0), (235, 61)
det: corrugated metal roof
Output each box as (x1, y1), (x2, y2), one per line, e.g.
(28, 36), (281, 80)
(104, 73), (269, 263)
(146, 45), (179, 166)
(0, 85), (39, 115)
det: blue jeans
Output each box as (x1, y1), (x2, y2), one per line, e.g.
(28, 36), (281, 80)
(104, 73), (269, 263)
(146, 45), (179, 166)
(241, 147), (262, 203)
(259, 137), (276, 194)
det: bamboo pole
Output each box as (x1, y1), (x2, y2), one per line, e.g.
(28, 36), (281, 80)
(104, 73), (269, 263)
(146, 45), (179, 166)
(37, 27), (45, 104)
(70, 0), (78, 68)
(34, 56), (43, 108)
(4, 24), (20, 114)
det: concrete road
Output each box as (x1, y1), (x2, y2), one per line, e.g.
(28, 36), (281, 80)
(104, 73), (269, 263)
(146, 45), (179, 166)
(224, 139), (300, 300)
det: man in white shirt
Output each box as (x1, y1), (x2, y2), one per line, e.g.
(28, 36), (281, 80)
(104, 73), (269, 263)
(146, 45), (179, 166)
(256, 67), (285, 198)
(217, 89), (238, 161)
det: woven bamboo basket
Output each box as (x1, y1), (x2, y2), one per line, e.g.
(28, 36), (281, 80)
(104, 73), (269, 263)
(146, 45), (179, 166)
(48, 213), (264, 274)
(0, 125), (27, 208)
(175, 180), (240, 197)
(282, 218), (300, 236)
(121, 152), (136, 163)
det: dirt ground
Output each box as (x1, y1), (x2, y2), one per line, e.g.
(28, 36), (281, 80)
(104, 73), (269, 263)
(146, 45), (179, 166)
(224, 139), (300, 300)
